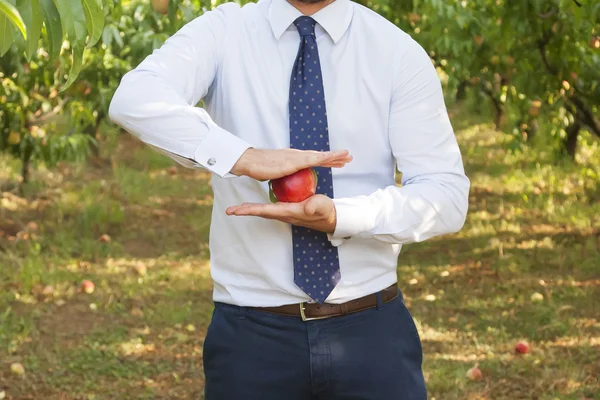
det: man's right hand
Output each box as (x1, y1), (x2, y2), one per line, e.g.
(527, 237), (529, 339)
(230, 148), (353, 181)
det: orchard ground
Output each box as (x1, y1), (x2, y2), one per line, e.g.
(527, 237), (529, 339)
(1, 107), (599, 400)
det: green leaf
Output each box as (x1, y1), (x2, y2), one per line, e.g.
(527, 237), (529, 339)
(101, 23), (112, 47)
(82, 0), (103, 47)
(59, 41), (83, 92)
(168, 0), (178, 32)
(109, 23), (121, 47)
(0, 0), (26, 41)
(268, 182), (279, 203)
(55, 0), (87, 89)
(54, 0), (87, 48)
(39, 0), (62, 58)
(13, 18), (25, 53)
(17, 0), (42, 59)
(0, 10), (14, 56)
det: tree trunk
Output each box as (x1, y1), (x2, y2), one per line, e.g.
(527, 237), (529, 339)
(493, 101), (505, 131)
(481, 84), (505, 131)
(564, 119), (581, 160)
(85, 110), (104, 157)
(455, 80), (468, 102)
(527, 119), (539, 141)
(494, 108), (504, 130)
(19, 140), (33, 195)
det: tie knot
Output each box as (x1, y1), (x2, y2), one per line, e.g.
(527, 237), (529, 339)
(294, 16), (316, 37)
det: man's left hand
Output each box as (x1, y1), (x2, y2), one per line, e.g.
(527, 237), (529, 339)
(226, 194), (336, 234)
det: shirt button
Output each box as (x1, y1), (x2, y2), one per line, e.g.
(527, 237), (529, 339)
(207, 158), (216, 166)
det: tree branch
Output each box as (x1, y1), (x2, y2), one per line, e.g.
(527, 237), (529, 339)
(537, 33), (558, 75)
(539, 8), (557, 19)
(569, 96), (600, 138)
(26, 97), (70, 128)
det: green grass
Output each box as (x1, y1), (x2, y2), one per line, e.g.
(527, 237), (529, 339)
(1, 109), (599, 399)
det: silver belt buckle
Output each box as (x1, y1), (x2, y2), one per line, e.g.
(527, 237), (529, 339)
(299, 302), (329, 322)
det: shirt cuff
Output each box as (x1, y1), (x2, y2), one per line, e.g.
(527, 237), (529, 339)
(193, 120), (252, 178)
(326, 234), (346, 247)
(331, 197), (377, 239)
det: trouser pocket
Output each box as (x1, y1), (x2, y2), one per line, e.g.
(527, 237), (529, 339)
(394, 293), (424, 366)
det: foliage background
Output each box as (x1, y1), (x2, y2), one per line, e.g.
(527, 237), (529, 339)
(0, 0), (599, 399)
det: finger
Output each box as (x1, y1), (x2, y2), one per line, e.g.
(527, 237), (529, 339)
(323, 160), (352, 168)
(321, 149), (349, 159)
(225, 202), (253, 215)
(227, 203), (262, 213)
(231, 202), (297, 219)
(319, 154), (353, 167)
(225, 206), (240, 215)
(323, 158), (353, 168)
(306, 149), (349, 166)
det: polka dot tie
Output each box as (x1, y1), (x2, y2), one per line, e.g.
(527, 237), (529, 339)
(289, 16), (340, 304)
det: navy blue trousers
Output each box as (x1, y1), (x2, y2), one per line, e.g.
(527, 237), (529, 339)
(203, 288), (427, 399)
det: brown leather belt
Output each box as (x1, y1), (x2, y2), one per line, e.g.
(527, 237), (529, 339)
(253, 283), (399, 321)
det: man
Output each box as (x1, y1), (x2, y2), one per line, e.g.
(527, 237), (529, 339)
(109, 0), (470, 397)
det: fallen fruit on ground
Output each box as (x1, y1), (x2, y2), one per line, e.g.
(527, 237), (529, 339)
(134, 263), (147, 276)
(10, 363), (25, 376)
(531, 292), (544, 302)
(269, 168), (317, 203)
(515, 340), (530, 354)
(81, 280), (95, 294)
(466, 366), (483, 381)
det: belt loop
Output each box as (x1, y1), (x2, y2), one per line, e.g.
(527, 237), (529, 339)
(237, 306), (247, 320)
(341, 303), (348, 315)
(397, 288), (404, 303)
(376, 292), (383, 310)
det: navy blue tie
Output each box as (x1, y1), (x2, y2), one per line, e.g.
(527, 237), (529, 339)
(289, 16), (340, 304)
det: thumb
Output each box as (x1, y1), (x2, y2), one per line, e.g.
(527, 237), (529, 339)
(304, 196), (319, 216)
(304, 195), (329, 217)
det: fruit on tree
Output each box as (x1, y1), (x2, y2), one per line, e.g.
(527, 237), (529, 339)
(408, 13), (421, 24)
(67, 80), (92, 97)
(151, 0), (169, 14)
(8, 131), (21, 145)
(269, 168), (317, 203)
(529, 100), (542, 117)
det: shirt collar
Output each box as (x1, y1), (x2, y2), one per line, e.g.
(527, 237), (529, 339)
(269, 0), (353, 44)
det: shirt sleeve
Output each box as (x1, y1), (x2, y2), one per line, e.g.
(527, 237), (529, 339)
(329, 34), (470, 245)
(108, 4), (252, 178)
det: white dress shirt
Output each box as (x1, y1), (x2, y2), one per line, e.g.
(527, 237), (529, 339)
(109, 0), (470, 306)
